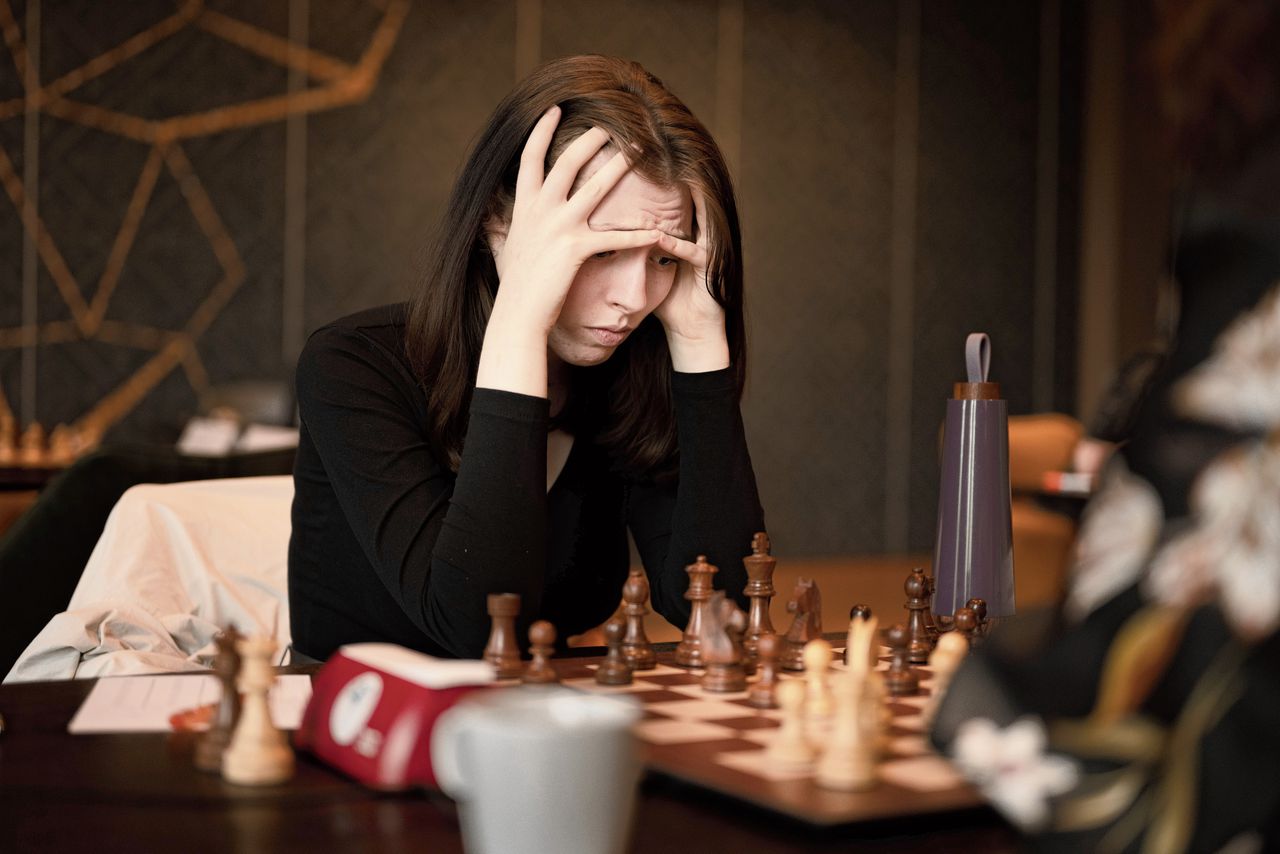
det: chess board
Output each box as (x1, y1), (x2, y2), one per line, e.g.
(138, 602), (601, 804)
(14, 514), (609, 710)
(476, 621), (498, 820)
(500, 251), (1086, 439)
(548, 647), (984, 827)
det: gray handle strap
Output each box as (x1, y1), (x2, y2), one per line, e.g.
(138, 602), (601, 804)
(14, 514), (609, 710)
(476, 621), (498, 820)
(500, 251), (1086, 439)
(965, 333), (990, 383)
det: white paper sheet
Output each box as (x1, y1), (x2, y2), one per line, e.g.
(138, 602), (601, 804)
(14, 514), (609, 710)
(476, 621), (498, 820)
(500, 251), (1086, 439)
(67, 674), (312, 734)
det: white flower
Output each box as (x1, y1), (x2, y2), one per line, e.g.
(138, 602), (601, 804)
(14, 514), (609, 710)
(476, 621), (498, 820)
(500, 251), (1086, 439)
(1175, 284), (1280, 431)
(951, 717), (1079, 831)
(1145, 440), (1280, 641)
(1065, 459), (1164, 622)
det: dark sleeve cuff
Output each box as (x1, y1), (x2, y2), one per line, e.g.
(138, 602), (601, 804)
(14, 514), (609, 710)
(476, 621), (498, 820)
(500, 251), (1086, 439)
(671, 366), (737, 398)
(470, 387), (550, 423)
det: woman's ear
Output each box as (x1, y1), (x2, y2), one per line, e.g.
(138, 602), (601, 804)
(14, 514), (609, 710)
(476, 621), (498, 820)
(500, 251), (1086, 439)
(483, 215), (508, 260)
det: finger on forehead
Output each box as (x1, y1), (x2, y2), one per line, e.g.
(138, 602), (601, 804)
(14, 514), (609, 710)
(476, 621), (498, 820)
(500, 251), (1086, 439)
(517, 107), (561, 201)
(543, 126), (613, 201)
(657, 230), (703, 262)
(564, 148), (633, 217)
(581, 227), (661, 255)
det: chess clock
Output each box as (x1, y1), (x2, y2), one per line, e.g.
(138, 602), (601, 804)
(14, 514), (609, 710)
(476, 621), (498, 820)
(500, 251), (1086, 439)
(295, 643), (495, 789)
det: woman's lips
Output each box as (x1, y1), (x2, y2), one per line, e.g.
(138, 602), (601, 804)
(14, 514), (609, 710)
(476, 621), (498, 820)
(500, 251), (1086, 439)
(586, 327), (629, 346)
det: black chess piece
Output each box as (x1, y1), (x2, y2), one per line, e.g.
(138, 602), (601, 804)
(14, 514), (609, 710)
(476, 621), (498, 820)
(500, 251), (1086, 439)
(195, 626), (243, 773)
(483, 593), (523, 678)
(674, 556), (717, 668)
(884, 624), (919, 697)
(522, 620), (559, 684)
(621, 568), (657, 671)
(966, 597), (990, 641)
(701, 592), (748, 693)
(742, 532), (777, 661)
(849, 603), (872, 621)
(953, 606), (979, 645)
(779, 577), (822, 671)
(747, 632), (780, 709)
(905, 567), (935, 664)
(596, 620), (633, 685)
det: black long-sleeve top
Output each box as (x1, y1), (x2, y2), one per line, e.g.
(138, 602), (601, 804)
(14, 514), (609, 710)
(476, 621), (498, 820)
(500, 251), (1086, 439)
(287, 304), (765, 660)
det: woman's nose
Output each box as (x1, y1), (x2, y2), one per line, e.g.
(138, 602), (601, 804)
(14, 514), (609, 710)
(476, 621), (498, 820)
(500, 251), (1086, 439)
(605, 253), (649, 312)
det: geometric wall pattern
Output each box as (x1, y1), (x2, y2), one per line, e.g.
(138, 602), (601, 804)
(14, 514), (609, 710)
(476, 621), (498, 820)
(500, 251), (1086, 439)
(0, 0), (1081, 556)
(0, 0), (406, 441)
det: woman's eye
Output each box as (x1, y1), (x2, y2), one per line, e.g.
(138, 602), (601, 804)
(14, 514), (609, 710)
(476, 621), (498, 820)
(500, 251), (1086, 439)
(592, 250), (615, 260)
(656, 256), (678, 267)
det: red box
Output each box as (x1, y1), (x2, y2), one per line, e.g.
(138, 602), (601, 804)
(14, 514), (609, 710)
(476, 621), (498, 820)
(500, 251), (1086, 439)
(294, 644), (495, 789)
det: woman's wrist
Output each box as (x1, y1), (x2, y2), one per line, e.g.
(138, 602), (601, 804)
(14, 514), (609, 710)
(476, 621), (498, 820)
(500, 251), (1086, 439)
(476, 306), (550, 397)
(666, 327), (730, 373)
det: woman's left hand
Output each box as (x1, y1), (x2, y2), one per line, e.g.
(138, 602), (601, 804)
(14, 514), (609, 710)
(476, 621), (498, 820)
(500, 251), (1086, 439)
(653, 189), (731, 372)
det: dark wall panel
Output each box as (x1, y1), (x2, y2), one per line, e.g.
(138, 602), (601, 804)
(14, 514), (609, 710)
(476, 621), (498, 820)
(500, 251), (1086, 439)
(541, 0), (719, 127)
(305, 0), (516, 329)
(908, 0), (1041, 549)
(740, 0), (897, 557)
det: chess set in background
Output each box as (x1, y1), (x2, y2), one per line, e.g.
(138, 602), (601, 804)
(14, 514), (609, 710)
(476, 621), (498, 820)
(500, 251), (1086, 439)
(187, 531), (995, 828)
(0, 415), (100, 469)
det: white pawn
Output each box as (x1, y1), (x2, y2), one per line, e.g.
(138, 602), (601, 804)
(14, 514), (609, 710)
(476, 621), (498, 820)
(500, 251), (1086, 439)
(845, 615), (879, 681)
(816, 670), (877, 791)
(766, 680), (815, 766)
(222, 636), (294, 786)
(923, 631), (969, 728)
(802, 638), (833, 721)
(861, 669), (891, 756)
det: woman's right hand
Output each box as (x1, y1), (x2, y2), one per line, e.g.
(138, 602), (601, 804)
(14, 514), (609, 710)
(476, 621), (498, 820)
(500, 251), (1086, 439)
(489, 106), (661, 332)
(477, 106), (661, 397)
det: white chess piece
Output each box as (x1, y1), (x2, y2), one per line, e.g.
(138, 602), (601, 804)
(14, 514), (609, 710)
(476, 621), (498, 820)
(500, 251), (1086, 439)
(816, 670), (877, 791)
(923, 631), (969, 727)
(845, 615), (879, 681)
(862, 669), (891, 755)
(766, 680), (815, 766)
(222, 636), (294, 786)
(802, 639), (833, 721)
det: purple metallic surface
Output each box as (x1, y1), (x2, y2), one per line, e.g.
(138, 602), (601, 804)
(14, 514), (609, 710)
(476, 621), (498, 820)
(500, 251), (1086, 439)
(931, 399), (1015, 618)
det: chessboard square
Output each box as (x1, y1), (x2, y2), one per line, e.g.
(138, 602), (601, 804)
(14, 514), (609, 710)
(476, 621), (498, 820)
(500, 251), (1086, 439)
(644, 699), (758, 720)
(710, 716), (780, 732)
(878, 755), (968, 792)
(562, 677), (665, 694)
(715, 750), (813, 782)
(628, 688), (705, 704)
(640, 664), (689, 676)
(639, 672), (704, 686)
(888, 735), (931, 757)
(668, 684), (749, 701)
(893, 714), (926, 733)
(634, 719), (738, 745)
(739, 727), (799, 747)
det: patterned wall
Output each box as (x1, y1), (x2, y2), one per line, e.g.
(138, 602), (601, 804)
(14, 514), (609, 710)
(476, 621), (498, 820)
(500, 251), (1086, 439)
(0, 0), (1081, 555)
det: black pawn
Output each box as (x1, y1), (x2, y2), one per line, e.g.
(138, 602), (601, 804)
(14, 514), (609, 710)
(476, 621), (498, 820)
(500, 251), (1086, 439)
(953, 606), (979, 645)
(522, 620), (559, 684)
(884, 624), (919, 697)
(905, 567), (934, 664)
(621, 568), (657, 670)
(966, 597), (990, 641)
(596, 620), (633, 685)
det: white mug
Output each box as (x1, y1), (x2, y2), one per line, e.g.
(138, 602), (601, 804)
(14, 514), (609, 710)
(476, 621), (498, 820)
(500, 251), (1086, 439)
(431, 686), (643, 854)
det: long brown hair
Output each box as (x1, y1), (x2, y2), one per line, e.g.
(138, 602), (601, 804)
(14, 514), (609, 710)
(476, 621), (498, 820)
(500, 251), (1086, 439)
(405, 55), (746, 475)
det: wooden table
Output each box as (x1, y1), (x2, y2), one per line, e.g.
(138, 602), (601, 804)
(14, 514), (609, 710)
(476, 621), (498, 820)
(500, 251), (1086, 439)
(0, 662), (1019, 853)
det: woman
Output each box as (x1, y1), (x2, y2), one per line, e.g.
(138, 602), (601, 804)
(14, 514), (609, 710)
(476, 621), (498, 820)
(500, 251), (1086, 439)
(288, 55), (765, 660)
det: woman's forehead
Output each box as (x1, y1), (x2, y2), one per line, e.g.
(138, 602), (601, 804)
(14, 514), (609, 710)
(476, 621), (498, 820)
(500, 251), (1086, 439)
(575, 149), (693, 238)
